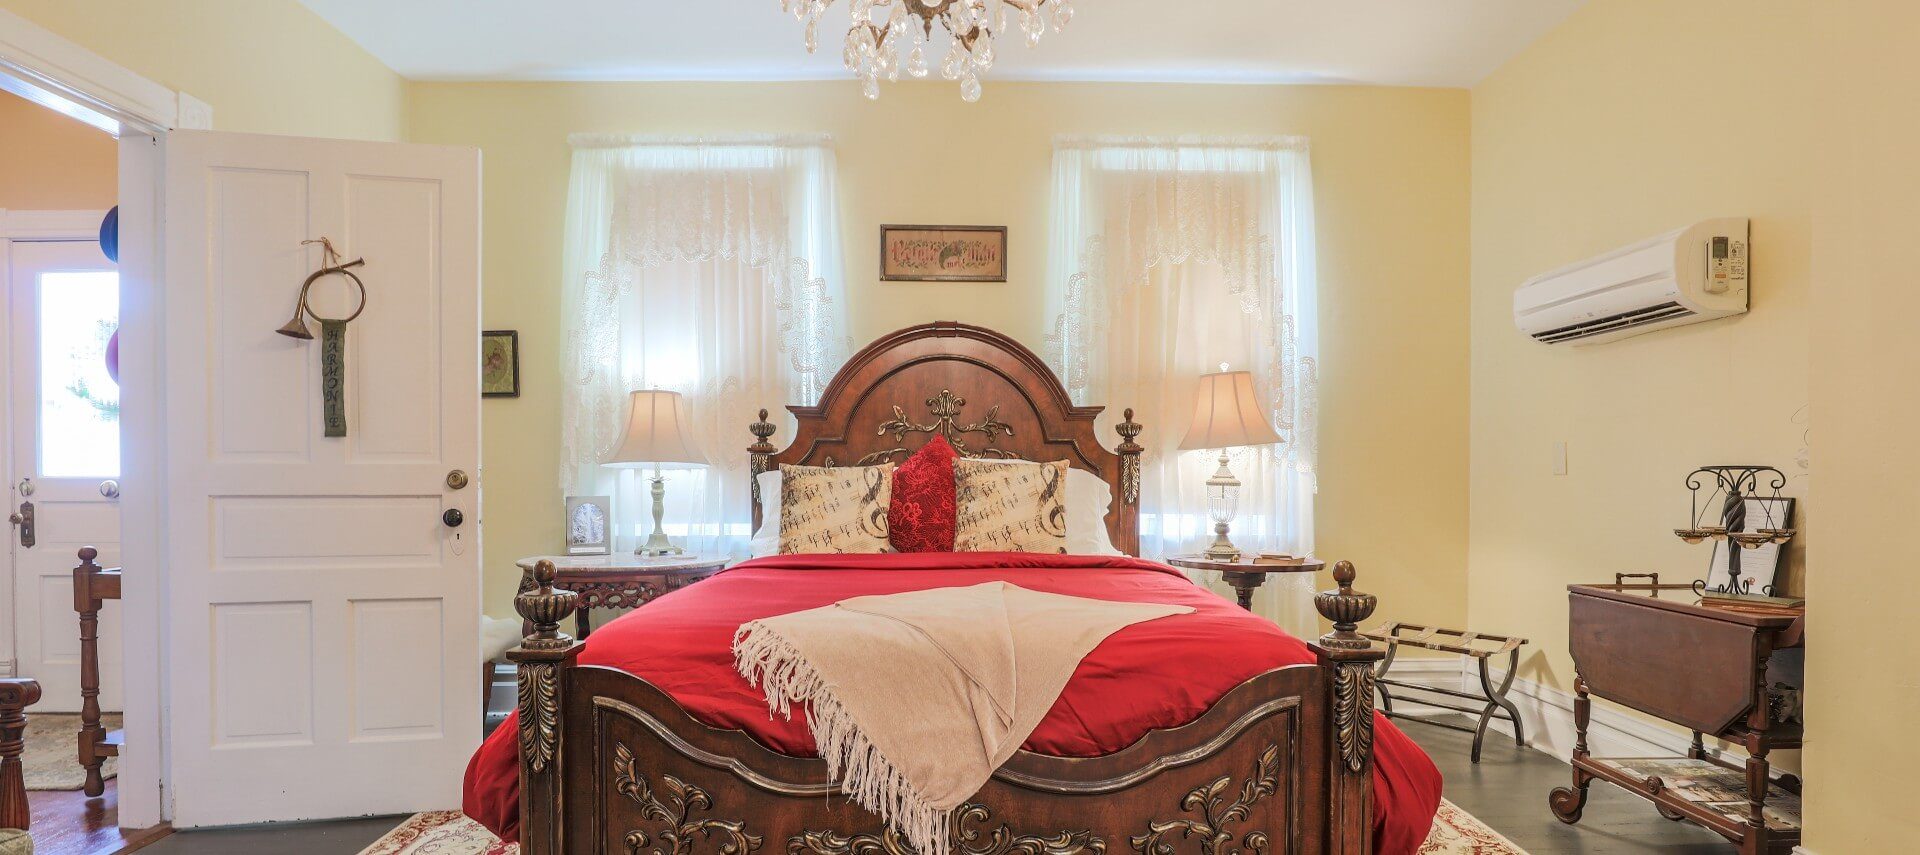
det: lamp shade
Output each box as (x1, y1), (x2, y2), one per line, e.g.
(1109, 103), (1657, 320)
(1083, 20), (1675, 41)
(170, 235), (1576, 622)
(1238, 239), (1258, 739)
(602, 390), (710, 469)
(1177, 369), (1283, 451)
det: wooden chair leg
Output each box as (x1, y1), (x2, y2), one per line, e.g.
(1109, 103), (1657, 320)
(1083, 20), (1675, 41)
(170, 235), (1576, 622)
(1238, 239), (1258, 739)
(1, 678), (43, 832)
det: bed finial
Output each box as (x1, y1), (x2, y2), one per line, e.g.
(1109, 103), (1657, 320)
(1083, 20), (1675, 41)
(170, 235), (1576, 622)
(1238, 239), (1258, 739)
(515, 559), (578, 650)
(749, 409), (777, 451)
(1315, 560), (1376, 651)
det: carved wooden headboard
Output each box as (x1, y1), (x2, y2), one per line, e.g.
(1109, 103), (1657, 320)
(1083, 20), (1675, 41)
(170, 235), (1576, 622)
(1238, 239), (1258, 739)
(748, 322), (1143, 555)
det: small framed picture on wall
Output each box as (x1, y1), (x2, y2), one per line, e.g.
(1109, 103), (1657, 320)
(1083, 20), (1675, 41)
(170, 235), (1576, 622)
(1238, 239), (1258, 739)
(880, 224), (1008, 282)
(482, 330), (520, 398)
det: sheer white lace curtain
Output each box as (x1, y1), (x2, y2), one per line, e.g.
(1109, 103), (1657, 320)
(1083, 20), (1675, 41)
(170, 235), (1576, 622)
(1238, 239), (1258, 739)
(561, 135), (849, 557)
(1044, 136), (1319, 635)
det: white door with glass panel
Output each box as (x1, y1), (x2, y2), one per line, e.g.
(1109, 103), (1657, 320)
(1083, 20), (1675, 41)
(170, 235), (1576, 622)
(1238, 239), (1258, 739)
(5, 240), (121, 712)
(161, 130), (481, 826)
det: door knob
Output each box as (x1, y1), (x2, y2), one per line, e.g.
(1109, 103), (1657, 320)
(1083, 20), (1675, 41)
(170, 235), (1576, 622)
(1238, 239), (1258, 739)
(99, 480), (120, 499)
(17, 478), (32, 497)
(442, 508), (464, 528)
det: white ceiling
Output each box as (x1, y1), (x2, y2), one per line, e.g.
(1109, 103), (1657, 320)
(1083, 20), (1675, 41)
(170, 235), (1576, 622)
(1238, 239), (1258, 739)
(299, 0), (1586, 88)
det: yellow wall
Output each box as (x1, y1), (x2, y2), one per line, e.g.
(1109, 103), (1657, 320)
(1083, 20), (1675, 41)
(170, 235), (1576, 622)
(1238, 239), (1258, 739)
(406, 81), (1474, 622)
(0, 90), (116, 210)
(0, 0), (405, 141)
(1469, 0), (1812, 689)
(1804, 3), (1920, 850)
(1459, 0), (1850, 837)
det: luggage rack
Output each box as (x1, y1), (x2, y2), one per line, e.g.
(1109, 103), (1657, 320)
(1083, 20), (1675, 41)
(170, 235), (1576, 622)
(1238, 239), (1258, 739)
(1361, 622), (1528, 763)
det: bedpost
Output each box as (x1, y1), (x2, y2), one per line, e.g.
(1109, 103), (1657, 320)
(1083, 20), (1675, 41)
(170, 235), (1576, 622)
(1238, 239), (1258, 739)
(749, 408), (778, 532)
(508, 560), (582, 855)
(1313, 560), (1383, 855)
(1114, 408), (1143, 555)
(0, 678), (39, 832)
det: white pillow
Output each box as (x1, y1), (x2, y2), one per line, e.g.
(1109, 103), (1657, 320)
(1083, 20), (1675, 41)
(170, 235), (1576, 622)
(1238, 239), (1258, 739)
(746, 462), (1124, 557)
(1061, 466), (1125, 556)
(748, 469), (782, 557)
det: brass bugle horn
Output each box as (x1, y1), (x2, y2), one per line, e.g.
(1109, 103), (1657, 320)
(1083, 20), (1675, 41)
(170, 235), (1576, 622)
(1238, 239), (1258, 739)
(276, 309), (314, 339)
(275, 298), (314, 339)
(276, 279), (315, 340)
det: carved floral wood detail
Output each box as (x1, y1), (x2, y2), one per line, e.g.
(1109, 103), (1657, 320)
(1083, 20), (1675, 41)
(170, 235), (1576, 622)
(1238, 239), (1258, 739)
(1128, 744), (1280, 855)
(787, 802), (1106, 855)
(615, 742), (766, 855)
(855, 390), (1023, 465)
(1331, 665), (1376, 774)
(517, 663), (560, 773)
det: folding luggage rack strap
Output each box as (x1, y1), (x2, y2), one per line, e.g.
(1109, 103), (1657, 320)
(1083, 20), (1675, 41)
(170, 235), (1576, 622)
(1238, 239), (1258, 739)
(1360, 622), (1529, 763)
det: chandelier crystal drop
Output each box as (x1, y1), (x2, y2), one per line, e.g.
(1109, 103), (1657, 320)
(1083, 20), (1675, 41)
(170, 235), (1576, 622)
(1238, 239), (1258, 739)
(781, 0), (1076, 102)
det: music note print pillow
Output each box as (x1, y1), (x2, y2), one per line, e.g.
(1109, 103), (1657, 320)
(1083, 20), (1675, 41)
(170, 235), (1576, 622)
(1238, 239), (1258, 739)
(953, 458), (1069, 553)
(778, 463), (896, 554)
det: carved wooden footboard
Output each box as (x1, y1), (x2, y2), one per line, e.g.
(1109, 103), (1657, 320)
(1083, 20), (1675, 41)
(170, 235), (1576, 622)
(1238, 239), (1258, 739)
(507, 560), (1384, 855)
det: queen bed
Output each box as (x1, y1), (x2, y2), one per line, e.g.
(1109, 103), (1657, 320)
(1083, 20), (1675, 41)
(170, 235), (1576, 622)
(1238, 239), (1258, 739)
(466, 322), (1441, 854)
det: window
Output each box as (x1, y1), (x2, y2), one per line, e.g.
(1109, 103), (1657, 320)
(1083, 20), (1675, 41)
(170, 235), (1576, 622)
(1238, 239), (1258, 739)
(1045, 137), (1318, 630)
(39, 270), (120, 478)
(559, 136), (848, 556)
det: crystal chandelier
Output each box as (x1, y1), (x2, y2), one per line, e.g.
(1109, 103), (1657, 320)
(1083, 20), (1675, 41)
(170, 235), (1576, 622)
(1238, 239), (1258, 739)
(780, 0), (1075, 102)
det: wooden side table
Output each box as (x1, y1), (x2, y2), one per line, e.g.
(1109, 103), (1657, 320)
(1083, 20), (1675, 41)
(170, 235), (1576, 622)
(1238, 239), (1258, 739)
(515, 554), (726, 639)
(1165, 555), (1327, 610)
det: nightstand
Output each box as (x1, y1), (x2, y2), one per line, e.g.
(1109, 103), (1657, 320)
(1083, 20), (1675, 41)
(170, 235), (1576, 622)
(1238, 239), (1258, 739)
(515, 554), (726, 639)
(1165, 554), (1327, 611)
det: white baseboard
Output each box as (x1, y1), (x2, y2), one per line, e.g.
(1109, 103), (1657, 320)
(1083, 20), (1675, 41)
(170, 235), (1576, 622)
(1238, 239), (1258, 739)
(1487, 667), (1737, 763)
(1793, 847), (1817, 855)
(1381, 660), (1737, 764)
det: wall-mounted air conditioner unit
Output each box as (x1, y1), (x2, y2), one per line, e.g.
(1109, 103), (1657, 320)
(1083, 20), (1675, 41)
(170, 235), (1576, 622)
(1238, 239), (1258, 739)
(1514, 218), (1749, 345)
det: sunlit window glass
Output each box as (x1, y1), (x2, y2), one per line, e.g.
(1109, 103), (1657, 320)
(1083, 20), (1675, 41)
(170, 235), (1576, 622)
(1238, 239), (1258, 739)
(39, 271), (120, 478)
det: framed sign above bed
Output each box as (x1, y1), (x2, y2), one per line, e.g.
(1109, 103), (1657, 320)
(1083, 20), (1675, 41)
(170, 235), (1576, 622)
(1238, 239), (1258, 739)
(880, 224), (1007, 282)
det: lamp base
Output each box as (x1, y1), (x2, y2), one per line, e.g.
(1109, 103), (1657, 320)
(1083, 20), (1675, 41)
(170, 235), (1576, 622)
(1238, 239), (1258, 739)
(635, 473), (683, 557)
(1203, 521), (1242, 562)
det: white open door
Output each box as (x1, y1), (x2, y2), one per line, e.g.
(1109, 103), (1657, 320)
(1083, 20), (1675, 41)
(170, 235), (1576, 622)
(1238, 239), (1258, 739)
(160, 130), (481, 826)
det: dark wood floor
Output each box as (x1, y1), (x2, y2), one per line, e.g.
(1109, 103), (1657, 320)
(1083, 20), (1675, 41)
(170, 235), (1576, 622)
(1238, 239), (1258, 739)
(1401, 716), (1731, 853)
(26, 780), (171, 855)
(28, 714), (1738, 854)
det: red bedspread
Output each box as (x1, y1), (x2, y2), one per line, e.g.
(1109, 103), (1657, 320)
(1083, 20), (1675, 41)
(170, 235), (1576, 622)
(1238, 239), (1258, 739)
(464, 553), (1441, 854)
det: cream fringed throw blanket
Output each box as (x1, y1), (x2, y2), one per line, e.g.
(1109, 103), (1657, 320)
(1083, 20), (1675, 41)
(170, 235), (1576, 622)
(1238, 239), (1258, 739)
(732, 582), (1192, 855)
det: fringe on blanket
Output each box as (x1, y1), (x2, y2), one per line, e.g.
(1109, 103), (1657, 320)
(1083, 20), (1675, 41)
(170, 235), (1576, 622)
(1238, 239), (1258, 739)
(733, 621), (953, 855)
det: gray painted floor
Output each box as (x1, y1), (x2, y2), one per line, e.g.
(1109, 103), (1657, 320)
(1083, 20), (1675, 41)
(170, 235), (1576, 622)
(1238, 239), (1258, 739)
(139, 716), (1733, 854)
(1403, 715), (1731, 853)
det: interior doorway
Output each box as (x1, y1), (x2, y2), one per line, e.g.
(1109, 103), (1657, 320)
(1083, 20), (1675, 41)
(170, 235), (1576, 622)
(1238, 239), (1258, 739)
(2, 13), (213, 837)
(4, 238), (123, 712)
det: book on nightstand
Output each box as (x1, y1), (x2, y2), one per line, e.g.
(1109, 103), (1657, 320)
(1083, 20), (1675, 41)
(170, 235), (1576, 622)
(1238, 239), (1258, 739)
(1252, 553), (1308, 566)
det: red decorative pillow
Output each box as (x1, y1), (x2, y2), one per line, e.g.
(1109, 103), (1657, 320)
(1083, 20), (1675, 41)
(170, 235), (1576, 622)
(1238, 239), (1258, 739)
(888, 435), (960, 552)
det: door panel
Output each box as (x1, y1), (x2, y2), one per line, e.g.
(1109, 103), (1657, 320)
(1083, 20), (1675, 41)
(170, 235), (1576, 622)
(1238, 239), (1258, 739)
(163, 130), (480, 826)
(6, 239), (122, 713)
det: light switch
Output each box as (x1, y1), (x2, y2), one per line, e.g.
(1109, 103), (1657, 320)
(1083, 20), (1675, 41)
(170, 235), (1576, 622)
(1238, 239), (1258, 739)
(1552, 441), (1568, 476)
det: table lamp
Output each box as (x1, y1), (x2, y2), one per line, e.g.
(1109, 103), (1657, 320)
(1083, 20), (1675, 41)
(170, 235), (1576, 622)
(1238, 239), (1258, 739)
(1178, 365), (1283, 561)
(603, 390), (710, 556)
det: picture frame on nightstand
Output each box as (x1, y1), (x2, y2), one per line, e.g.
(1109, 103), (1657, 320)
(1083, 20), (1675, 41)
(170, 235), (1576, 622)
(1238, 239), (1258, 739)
(564, 495), (612, 555)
